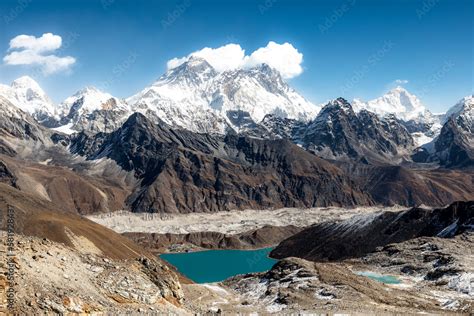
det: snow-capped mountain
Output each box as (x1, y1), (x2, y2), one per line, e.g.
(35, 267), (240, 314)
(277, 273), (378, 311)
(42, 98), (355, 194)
(127, 57), (230, 134)
(59, 87), (115, 117)
(55, 86), (131, 134)
(443, 95), (473, 132)
(353, 86), (426, 121)
(0, 76), (57, 125)
(207, 63), (318, 123)
(353, 87), (442, 146)
(127, 57), (319, 134)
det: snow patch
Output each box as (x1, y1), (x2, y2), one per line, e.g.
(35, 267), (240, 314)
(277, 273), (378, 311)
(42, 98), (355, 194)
(52, 123), (76, 135)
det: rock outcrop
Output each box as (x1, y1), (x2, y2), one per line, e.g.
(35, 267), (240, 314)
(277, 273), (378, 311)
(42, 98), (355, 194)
(271, 201), (474, 261)
(124, 225), (303, 252)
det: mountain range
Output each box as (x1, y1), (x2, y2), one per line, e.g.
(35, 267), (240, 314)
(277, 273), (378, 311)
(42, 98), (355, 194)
(0, 58), (468, 137)
(0, 58), (473, 216)
(1, 56), (473, 314)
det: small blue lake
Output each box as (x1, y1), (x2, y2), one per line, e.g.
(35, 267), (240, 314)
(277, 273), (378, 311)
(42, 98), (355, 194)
(160, 247), (277, 283)
(356, 271), (401, 284)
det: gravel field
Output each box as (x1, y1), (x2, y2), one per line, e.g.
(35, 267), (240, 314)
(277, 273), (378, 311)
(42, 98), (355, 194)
(87, 206), (407, 234)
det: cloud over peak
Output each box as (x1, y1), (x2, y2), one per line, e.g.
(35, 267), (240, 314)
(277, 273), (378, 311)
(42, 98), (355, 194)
(167, 41), (304, 79)
(3, 33), (76, 75)
(395, 79), (409, 85)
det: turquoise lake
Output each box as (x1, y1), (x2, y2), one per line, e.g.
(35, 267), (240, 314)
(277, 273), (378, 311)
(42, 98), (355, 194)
(356, 271), (401, 284)
(160, 247), (277, 283)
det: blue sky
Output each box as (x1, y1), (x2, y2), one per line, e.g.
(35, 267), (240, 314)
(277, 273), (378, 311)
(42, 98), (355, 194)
(0, 0), (472, 112)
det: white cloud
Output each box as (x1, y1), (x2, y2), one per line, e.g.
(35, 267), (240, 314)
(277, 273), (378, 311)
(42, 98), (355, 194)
(395, 79), (409, 85)
(166, 56), (189, 70)
(9, 33), (62, 53)
(3, 33), (76, 75)
(166, 41), (304, 79)
(192, 43), (246, 72)
(245, 42), (303, 79)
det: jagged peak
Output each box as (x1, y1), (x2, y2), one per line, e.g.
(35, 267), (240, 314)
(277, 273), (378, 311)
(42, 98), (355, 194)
(72, 86), (107, 97)
(312, 98), (355, 124)
(158, 56), (217, 86)
(324, 97), (353, 112)
(444, 95), (474, 126)
(11, 76), (42, 90)
(120, 112), (169, 135)
(123, 112), (148, 126)
(172, 56), (214, 72)
(186, 55), (210, 66)
(390, 85), (409, 94)
(253, 63), (277, 74)
(352, 86), (426, 122)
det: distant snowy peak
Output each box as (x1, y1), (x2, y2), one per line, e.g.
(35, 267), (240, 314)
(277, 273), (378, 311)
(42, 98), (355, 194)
(209, 63), (319, 123)
(127, 57), (319, 134)
(126, 58), (227, 134)
(353, 86), (426, 121)
(0, 76), (56, 123)
(60, 86), (125, 116)
(444, 95), (473, 127)
(56, 86), (131, 134)
(11, 76), (43, 91)
(352, 87), (443, 147)
(157, 56), (217, 87)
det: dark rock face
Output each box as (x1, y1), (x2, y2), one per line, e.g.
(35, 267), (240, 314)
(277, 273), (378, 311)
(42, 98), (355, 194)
(401, 119), (434, 134)
(124, 225), (303, 252)
(432, 118), (473, 168)
(70, 113), (373, 213)
(226, 110), (260, 132)
(258, 114), (307, 140)
(0, 139), (16, 156)
(271, 201), (474, 261)
(413, 98), (474, 168)
(0, 161), (17, 187)
(298, 99), (414, 164)
(412, 118), (474, 168)
(257, 99), (415, 165)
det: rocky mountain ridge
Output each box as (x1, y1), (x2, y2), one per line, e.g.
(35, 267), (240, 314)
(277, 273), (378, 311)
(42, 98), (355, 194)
(271, 201), (474, 261)
(413, 95), (474, 168)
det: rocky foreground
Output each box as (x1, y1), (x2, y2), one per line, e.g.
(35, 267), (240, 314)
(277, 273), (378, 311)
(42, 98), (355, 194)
(1, 233), (472, 314)
(0, 235), (185, 314)
(1, 202), (471, 314)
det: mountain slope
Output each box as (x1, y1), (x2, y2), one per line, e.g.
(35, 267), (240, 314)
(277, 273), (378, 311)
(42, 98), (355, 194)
(207, 63), (318, 124)
(0, 95), (52, 155)
(338, 163), (474, 206)
(271, 201), (474, 261)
